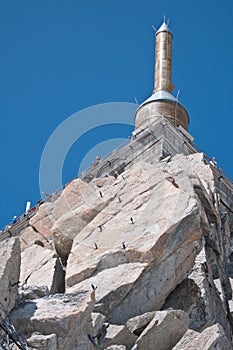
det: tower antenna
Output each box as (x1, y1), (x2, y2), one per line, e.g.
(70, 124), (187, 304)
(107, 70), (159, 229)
(134, 97), (139, 105)
(176, 89), (180, 99)
(152, 25), (157, 32)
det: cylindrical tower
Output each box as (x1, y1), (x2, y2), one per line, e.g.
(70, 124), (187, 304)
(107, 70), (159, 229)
(154, 22), (174, 93)
(135, 21), (189, 131)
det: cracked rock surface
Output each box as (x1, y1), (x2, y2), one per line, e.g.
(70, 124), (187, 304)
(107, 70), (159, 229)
(0, 153), (232, 349)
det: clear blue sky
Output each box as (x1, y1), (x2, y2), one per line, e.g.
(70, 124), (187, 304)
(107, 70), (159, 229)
(0, 0), (232, 227)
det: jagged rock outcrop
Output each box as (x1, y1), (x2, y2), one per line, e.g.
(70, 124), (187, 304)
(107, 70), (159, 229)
(91, 312), (107, 337)
(132, 309), (188, 350)
(0, 238), (24, 349)
(18, 285), (50, 302)
(20, 225), (53, 251)
(20, 244), (65, 294)
(162, 247), (232, 337)
(65, 155), (209, 325)
(173, 323), (232, 350)
(126, 311), (158, 335)
(1, 152), (232, 349)
(99, 323), (137, 349)
(10, 292), (94, 350)
(27, 333), (57, 350)
(0, 238), (20, 315)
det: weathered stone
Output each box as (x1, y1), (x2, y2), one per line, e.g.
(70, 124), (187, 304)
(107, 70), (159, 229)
(20, 244), (64, 294)
(29, 202), (54, 238)
(4, 151), (233, 349)
(168, 153), (215, 194)
(172, 323), (232, 350)
(99, 324), (137, 349)
(50, 177), (118, 263)
(10, 292), (94, 350)
(109, 241), (198, 324)
(91, 312), (107, 338)
(21, 178), (112, 256)
(27, 332), (57, 350)
(53, 230), (74, 265)
(0, 237), (20, 315)
(161, 277), (206, 328)
(18, 285), (49, 302)
(162, 247), (232, 337)
(52, 211), (86, 241)
(126, 311), (157, 335)
(51, 179), (84, 219)
(65, 159), (205, 324)
(68, 263), (147, 318)
(20, 225), (53, 251)
(134, 309), (188, 350)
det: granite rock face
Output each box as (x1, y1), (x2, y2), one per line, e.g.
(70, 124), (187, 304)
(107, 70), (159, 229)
(26, 333), (57, 350)
(172, 323), (232, 350)
(0, 152), (232, 349)
(162, 247), (232, 337)
(133, 309), (189, 350)
(20, 244), (65, 295)
(0, 238), (20, 315)
(99, 323), (137, 349)
(10, 292), (94, 350)
(66, 158), (203, 325)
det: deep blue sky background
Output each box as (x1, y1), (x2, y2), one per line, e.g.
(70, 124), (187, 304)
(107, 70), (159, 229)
(0, 0), (232, 227)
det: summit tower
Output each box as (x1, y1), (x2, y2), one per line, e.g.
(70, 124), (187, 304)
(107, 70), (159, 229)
(135, 21), (189, 131)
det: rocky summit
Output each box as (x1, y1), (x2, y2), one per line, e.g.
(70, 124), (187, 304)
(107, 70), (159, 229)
(1, 14), (232, 349)
(1, 150), (233, 349)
